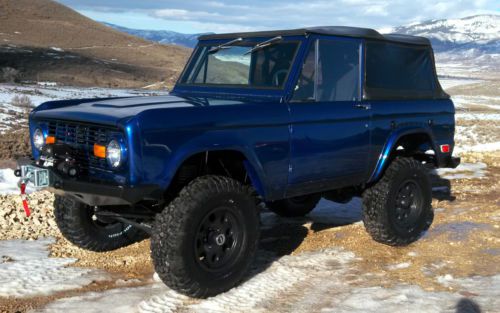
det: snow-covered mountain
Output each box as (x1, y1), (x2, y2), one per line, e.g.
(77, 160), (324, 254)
(389, 15), (499, 74)
(103, 23), (209, 48)
(104, 15), (499, 54)
(391, 15), (499, 53)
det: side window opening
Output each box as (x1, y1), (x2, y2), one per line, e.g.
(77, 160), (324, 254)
(365, 41), (437, 99)
(293, 38), (360, 102)
(292, 42), (316, 101)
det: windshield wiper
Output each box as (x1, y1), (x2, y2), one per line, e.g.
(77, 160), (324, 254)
(208, 37), (243, 54)
(243, 36), (283, 55)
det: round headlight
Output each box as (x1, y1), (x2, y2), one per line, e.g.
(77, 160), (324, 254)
(106, 139), (122, 168)
(33, 128), (45, 151)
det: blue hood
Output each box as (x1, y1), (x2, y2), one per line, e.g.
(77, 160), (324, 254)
(31, 95), (248, 126)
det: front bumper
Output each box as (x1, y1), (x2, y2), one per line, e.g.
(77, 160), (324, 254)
(17, 160), (162, 206)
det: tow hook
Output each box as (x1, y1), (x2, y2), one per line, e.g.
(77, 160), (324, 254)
(19, 181), (31, 217)
(14, 165), (50, 217)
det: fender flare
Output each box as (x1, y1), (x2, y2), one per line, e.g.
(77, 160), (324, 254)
(163, 146), (268, 198)
(367, 126), (437, 183)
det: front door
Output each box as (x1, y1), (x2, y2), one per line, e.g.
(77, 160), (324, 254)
(287, 36), (371, 196)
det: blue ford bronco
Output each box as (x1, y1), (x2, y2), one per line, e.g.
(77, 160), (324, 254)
(18, 26), (459, 297)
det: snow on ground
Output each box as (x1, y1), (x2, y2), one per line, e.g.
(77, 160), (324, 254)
(438, 77), (481, 90)
(0, 83), (168, 133)
(0, 168), (37, 195)
(452, 94), (500, 111)
(36, 246), (500, 313)
(0, 168), (20, 194)
(434, 162), (487, 180)
(0, 237), (109, 298)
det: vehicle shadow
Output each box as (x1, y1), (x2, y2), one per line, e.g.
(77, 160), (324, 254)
(431, 173), (456, 202)
(244, 198), (362, 282)
(456, 298), (482, 313)
(246, 170), (457, 283)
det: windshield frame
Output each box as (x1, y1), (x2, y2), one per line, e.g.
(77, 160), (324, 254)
(175, 36), (304, 93)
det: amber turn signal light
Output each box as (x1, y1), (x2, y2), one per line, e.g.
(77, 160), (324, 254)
(93, 144), (106, 158)
(45, 136), (56, 144)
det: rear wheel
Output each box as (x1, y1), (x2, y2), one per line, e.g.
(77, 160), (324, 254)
(266, 194), (321, 217)
(54, 196), (147, 252)
(362, 157), (433, 246)
(151, 175), (260, 298)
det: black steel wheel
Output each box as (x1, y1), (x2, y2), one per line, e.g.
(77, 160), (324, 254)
(391, 180), (424, 234)
(194, 206), (244, 271)
(151, 175), (260, 298)
(362, 157), (433, 246)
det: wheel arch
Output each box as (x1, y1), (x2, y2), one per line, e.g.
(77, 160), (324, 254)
(368, 127), (438, 184)
(165, 148), (268, 199)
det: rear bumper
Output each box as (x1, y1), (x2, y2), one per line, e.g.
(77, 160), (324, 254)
(17, 159), (162, 206)
(440, 156), (461, 169)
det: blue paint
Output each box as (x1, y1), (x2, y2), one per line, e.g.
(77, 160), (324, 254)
(28, 33), (456, 202)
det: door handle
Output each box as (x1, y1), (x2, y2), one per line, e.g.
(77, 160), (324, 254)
(354, 103), (371, 110)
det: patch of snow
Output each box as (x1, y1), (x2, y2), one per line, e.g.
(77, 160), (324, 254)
(439, 78), (481, 90)
(36, 284), (180, 313)
(437, 274), (455, 286)
(0, 238), (109, 298)
(37, 82), (58, 87)
(50, 47), (64, 52)
(0, 168), (36, 195)
(387, 262), (411, 270)
(456, 142), (500, 153)
(428, 221), (491, 242)
(39, 248), (356, 313)
(434, 162), (487, 180)
(0, 83), (169, 133)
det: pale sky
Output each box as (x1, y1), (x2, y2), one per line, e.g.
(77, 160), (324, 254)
(56, 0), (500, 33)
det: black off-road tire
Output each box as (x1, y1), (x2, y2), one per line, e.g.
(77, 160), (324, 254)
(54, 196), (148, 252)
(362, 157), (433, 246)
(266, 194), (321, 217)
(151, 175), (260, 298)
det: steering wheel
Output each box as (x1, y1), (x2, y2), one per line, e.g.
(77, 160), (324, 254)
(272, 69), (288, 86)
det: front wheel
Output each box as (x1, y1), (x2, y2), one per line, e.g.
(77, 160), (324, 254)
(362, 157), (433, 246)
(151, 175), (260, 298)
(54, 196), (147, 252)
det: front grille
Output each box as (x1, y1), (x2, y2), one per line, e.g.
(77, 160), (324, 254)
(47, 120), (116, 171)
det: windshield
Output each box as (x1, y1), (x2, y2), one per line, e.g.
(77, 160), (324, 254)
(179, 39), (300, 89)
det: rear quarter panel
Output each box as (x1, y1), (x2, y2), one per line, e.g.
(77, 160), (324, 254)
(368, 98), (455, 180)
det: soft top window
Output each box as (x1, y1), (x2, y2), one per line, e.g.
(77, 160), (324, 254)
(364, 41), (446, 100)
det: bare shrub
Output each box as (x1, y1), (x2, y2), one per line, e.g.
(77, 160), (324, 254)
(1, 67), (20, 83)
(11, 95), (33, 117)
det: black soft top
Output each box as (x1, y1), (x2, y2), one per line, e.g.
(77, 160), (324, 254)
(199, 26), (431, 46)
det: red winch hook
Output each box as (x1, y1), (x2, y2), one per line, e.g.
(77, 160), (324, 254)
(20, 182), (31, 217)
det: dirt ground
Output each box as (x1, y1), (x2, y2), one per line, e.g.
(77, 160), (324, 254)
(1, 152), (498, 313)
(0, 74), (498, 311)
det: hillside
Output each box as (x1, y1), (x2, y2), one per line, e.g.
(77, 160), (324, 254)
(0, 0), (191, 88)
(103, 23), (207, 48)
